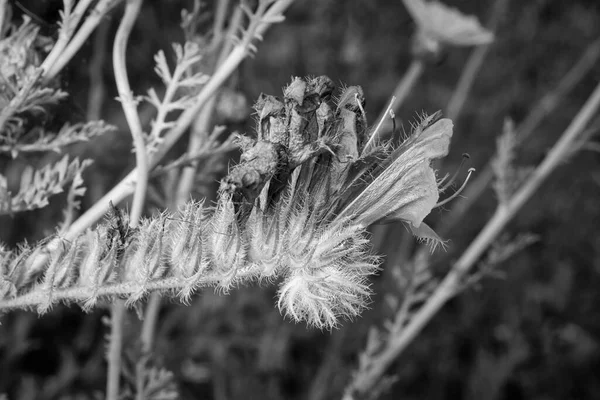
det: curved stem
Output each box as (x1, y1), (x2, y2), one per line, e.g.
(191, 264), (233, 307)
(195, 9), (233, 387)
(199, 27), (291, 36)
(107, 1), (144, 399)
(113, 0), (146, 227)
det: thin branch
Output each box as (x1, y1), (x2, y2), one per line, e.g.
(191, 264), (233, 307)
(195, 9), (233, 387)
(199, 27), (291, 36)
(383, 60), (424, 120)
(345, 78), (600, 400)
(113, 0), (146, 227)
(106, 299), (126, 400)
(135, 293), (161, 400)
(0, 0), (9, 39)
(211, 0), (230, 48)
(40, 0), (95, 76)
(43, 0), (119, 84)
(87, 19), (111, 120)
(438, 36), (600, 236)
(445, 0), (507, 121)
(174, 6), (243, 207)
(108, 1), (144, 399)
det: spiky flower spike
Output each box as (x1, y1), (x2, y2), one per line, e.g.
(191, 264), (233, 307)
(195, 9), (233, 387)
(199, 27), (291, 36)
(221, 76), (453, 328)
(0, 77), (453, 330)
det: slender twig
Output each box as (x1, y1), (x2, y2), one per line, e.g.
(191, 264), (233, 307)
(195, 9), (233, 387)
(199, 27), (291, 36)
(345, 79), (600, 399)
(40, 0), (95, 76)
(437, 36), (600, 236)
(445, 0), (507, 121)
(107, 1), (144, 399)
(362, 96), (395, 154)
(135, 292), (161, 400)
(390, 60), (424, 114)
(87, 19), (111, 120)
(210, 0), (230, 49)
(106, 299), (126, 400)
(0, 0), (9, 39)
(174, 6), (243, 206)
(43, 0), (119, 84)
(113, 0), (146, 226)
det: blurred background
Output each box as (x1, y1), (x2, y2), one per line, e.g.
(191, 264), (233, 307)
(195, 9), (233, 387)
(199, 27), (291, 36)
(1, 0), (600, 399)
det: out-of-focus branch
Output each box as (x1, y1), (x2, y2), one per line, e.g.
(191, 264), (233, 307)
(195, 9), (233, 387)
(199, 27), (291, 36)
(87, 19), (111, 120)
(174, 6), (243, 207)
(40, 0), (95, 76)
(344, 78), (600, 400)
(445, 0), (508, 121)
(438, 36), (600, 236)
(43, 0), (119, 84)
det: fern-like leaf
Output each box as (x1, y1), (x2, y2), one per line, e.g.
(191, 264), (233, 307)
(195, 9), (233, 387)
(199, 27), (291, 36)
(0, 155), (92, 215)
(0, 120), (116, 157)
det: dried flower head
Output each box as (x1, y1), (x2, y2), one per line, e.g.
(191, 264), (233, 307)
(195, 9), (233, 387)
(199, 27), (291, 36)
(220, 76), (453, 328)
(403, 0), (494, 59)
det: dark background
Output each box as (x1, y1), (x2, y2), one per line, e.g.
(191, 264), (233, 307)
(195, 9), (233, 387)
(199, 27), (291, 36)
(1, 0), (600, 399)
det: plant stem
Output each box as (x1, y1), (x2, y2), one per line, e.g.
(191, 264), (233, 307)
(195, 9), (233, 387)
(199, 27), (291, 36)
(87, 19), (111, 120)
(106, 299), (126, 400)
(113, 0), (146, 226)
(0, 0), (9, 39)
(372, 59), (424, 139)
(43, 0), (118, 84)
(437, 36), (600, 237)
(445, 0), (507, 121)
(135, 292), (161, 400)
(40, 0), (95, 76)
(390, 59), (424, 114)
(174, 6), (242, 206)
(346, 78), (600, 399)
(107, 1), (144, 398)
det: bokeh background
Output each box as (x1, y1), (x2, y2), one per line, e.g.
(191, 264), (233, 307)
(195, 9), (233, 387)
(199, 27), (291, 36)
(1, 0), (600, 399)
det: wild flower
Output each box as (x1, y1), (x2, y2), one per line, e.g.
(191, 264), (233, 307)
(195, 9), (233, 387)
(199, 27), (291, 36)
(402, 0), (494, 59)
(0, 76), (454, 330)
(219, 76), (454, 328)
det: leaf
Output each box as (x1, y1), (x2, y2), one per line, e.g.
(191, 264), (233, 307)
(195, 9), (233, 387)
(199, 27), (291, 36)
(1, 156), (92, 215)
